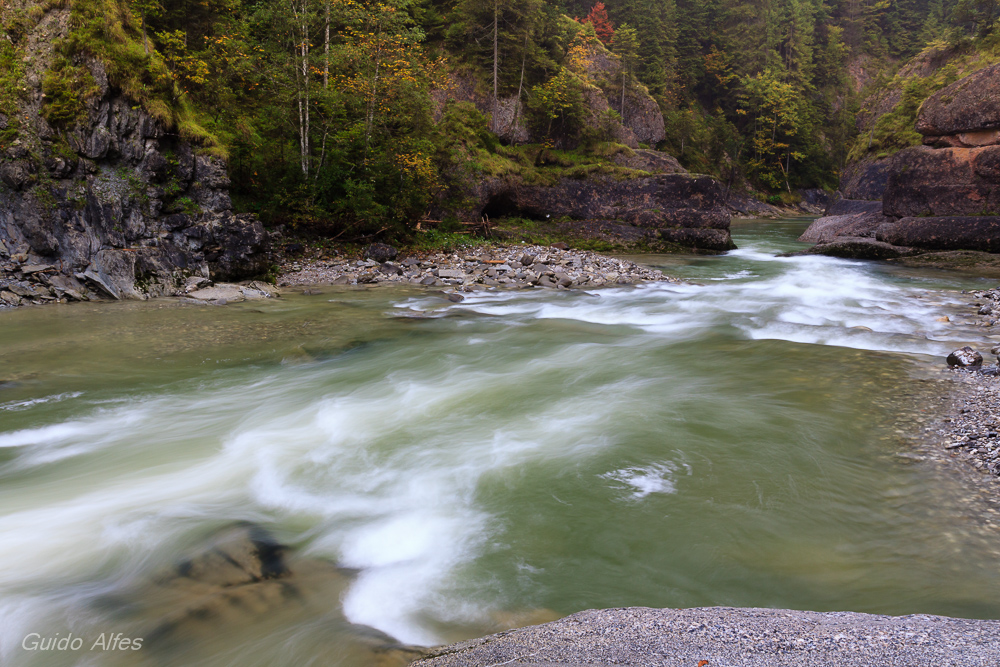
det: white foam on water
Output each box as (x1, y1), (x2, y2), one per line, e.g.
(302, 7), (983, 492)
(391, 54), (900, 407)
(0, 392), (83, 412)
(440, 250), (976, 357)
(602, 462), (688, 500)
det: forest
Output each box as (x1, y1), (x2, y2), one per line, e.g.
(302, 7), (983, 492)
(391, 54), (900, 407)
(5, 0), (1000, 239)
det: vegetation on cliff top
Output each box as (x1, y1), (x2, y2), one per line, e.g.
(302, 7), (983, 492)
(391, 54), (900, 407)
(4, 0), (1000, 241)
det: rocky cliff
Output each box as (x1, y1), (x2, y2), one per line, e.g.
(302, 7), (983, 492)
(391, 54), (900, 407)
(0, 7), (269, 306)
(801, 63), (1000, 260)
(448, 149), (735, 253)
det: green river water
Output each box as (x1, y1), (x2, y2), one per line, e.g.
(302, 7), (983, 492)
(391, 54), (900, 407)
(1, 219), (999, 666)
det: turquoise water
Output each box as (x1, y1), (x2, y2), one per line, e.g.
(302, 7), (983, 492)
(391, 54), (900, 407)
(1, 220), (999, 666)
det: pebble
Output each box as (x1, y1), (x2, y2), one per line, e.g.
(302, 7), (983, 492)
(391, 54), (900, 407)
(277, 244), (679, 291)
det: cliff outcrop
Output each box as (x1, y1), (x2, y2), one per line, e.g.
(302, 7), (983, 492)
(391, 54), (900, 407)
(0, 7), (269, 305)
(801, 63), (1000, 259)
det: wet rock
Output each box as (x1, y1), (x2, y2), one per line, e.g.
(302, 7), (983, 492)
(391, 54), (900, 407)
(659, 227), (736, 252)
(175, 524), (288, 587)
(875, 216), (1000, 253)
(186, 283), (275, 303)
(445, 292), (465, 302)
(883, 145), (1000, 218)
(806, 237), (919, 260)
(947, 346), (984, 367)
(364, 243), (398, 263)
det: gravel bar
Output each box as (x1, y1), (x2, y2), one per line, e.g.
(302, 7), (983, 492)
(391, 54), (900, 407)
(278, 244), (677, 291)
(413, 606), (1000, 666)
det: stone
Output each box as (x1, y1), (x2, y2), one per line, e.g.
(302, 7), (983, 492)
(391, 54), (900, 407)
(20, 264), (53, 274)
(659, 227), (736, 252)
(519, 253), (535, 266)
(806, 238), (920, 260)
(0, 290), (20, 305)
(555, 274), (573, 287)
(185, 276), (212, 291)
(538, 275), (556, 287)
(363, 243), (398, 262)
(875, 216), (1000, 253)
(332, 275), (351, 285)
(947, 346), (984, 367)
(550, 242), (569, 250)
(380, 262), (403, 275)
(445, 292), (465, 302)
(882, 145), (1000, 218)
(916, 63), (1000, 138)
(437, 268), (464, 279)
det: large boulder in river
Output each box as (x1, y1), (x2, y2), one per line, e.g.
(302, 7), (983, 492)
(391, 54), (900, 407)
(875, 216), (1000, 252)
(882, 145), (1000, 217)
(481, 174), (735, 251)
(917, 63), (1000, 146)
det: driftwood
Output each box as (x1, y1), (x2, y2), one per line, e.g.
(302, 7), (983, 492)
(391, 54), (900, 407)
(416, 215), (492, 237)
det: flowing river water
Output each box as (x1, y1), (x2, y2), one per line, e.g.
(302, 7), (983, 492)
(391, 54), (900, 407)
(2, 219), (1000, 666)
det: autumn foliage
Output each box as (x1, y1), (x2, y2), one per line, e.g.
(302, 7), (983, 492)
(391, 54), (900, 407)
(578, 2), (614, 44)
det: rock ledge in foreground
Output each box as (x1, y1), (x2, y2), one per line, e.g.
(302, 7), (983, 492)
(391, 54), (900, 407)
(413, 606), (1000, 667)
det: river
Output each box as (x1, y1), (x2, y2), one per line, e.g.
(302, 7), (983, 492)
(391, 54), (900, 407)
(1, 219), (999, 666)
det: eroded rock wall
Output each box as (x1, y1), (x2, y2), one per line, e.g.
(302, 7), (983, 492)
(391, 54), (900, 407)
(0, 15), (269, 305)
(801, 63), (1000, 258)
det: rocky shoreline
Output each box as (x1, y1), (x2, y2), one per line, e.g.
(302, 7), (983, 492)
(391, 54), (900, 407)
(277, 243), (679, 292)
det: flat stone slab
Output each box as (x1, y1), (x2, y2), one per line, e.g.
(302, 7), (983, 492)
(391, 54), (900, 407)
(413, 606), (1000, 666)
(186, 282), (278, 303)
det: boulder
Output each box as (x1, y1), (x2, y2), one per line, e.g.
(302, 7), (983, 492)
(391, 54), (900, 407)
(798, 209), (890, 244)
(805, 237), (919, 260)
(660, 227), (736, 252)
(916, 63), (1000, 139)
(364, 243), (398, 262)
(882, 145), (1000, 218)
(875, 216), (1000, 252)
(947, 346), (983, 367)
(485, 175), (730, 231)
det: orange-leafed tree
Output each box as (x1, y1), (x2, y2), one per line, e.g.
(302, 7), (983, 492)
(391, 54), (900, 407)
(579, 2), (614, 44)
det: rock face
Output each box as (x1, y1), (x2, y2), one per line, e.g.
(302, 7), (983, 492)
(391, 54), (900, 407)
(917, 63), (1000, 144)
(882, 145), (1000, 217)
(0, 25), (270, 304)
(802, 64), (1000, 259)
(481, 174), (735, 251)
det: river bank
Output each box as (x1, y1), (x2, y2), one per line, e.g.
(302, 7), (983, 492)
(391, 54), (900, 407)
(276, 242), (678, 292)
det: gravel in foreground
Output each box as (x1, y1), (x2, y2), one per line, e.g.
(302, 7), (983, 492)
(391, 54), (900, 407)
(278, 244), (677, 291)
(413, 606), (1000, 666)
